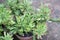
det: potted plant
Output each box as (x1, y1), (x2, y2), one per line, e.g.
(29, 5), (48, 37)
(3, 0), (34, 40)
(0, 0), (51, 40)
(15, 13), (35, 40)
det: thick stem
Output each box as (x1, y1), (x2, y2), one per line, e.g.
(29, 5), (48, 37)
(49, 18), (60, 22)
(33, 31), (36, 40)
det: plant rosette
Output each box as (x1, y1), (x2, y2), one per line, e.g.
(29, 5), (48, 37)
(0, 32), (13, 40)
(34, 22), (47, 39)
(0, 4), (12, 25)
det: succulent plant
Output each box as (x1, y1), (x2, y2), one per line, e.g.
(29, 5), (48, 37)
(0, 32), (13, 40)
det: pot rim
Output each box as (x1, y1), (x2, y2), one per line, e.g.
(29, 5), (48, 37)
(16, 34), (33, 39)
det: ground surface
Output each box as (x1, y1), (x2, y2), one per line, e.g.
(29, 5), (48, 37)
(0, 0), (60, 40)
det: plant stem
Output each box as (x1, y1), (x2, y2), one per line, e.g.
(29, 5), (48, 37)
(33, 31), (36, 40)
(49, 18), (60, 22)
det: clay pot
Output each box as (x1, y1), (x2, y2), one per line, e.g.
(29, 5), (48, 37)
(16, 35), (33, 40)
